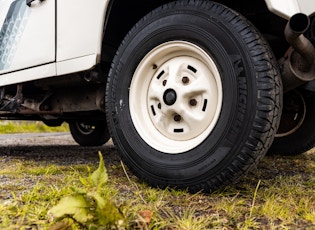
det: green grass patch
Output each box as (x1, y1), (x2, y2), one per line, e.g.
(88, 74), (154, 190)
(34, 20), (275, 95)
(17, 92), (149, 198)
(0, 121), (69, 134)
(1, 148), (315, 229)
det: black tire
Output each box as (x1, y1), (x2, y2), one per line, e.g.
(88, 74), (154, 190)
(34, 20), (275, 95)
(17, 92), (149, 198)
(69, 121), (110, 146)
(105, 0), (282, 192)
(268, 90), (315, 155)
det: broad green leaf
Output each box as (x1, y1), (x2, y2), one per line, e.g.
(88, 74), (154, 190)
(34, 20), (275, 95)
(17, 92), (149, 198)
(91, 152), (108, 188)
(49, 195), (91, 223)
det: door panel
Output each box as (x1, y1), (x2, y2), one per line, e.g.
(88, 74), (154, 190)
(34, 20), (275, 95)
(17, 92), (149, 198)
(56, 0), (108, 62)
(0, 0), (55, 75)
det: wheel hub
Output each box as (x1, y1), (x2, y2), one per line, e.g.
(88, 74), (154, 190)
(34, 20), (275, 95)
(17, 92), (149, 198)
(147, 55), (219, 141)
(163, 88), (177, 106)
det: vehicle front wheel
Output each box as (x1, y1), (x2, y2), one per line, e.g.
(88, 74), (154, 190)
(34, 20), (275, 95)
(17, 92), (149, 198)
(106, 0), (282, 192)
(69, 121), (110, 146)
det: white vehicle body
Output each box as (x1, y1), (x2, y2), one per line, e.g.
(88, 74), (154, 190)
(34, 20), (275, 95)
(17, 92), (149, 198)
(0, 0), (108, 85)
(0, 0), (314, 86)
(265, 0), (315, 19)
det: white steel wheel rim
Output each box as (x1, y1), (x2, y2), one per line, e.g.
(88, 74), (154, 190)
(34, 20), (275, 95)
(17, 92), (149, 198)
(129, 41), (223, 154)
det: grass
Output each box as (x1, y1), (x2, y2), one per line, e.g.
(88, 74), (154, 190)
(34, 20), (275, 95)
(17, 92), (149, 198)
(1, 150), (315, 229)
(0, 121), (69, 133)
(0, 122), (315, 229)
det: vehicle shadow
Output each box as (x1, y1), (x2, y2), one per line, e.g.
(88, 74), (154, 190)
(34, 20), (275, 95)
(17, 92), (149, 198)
(0, 144), (120, 167)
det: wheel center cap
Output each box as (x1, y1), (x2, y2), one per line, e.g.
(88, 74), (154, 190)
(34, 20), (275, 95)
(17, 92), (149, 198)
(163, 88), (177, 106)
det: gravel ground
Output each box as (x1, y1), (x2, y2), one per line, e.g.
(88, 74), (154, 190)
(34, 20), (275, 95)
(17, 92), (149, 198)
(0, 133), (118, 167)
(0, 132), (84, 146)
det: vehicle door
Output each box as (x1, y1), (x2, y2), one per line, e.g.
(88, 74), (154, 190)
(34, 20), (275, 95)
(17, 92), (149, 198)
(0, 0), (55, 75)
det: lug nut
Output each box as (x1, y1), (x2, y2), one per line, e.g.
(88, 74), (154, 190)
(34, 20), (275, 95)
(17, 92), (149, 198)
(190, 99), (197, 106)
(158, 103), (161, 109)
(182, 76), (190, 84)
(174, 114), (182, 122)
(163, 80), (167, 86)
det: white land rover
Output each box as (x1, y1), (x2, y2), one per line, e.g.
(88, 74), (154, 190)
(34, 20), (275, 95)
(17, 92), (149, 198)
(0, 0), (315, 192)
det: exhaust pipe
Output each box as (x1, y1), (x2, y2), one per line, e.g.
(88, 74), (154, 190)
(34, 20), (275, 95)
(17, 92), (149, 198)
(280, 13), (315, 92)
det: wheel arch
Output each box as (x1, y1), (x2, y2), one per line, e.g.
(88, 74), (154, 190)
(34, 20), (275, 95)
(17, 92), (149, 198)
(101, 0), (170, 64)
(100, 0), (284, 65)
